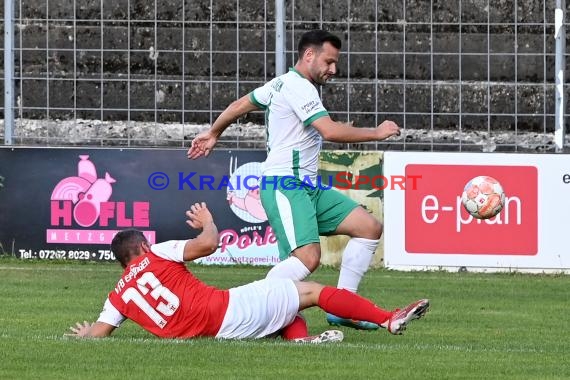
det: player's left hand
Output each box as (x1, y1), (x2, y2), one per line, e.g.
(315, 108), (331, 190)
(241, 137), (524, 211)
(64, 321), (92, 338)
(375, 120), (401, 140)
(186, 202), (214, 230)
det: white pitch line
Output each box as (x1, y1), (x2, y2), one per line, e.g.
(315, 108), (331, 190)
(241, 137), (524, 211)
(0, 264), (447, 280)
(0, 264), (270, 277)
(0, 334), (552, 354)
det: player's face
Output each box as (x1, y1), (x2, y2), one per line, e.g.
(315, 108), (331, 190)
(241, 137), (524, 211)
(309, 42), (340, 85)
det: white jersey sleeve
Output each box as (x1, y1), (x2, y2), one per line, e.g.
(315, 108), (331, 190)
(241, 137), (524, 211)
(96, 297), (126, 327)
(250, 80), (273, 109)
(150, 240), (187, 262)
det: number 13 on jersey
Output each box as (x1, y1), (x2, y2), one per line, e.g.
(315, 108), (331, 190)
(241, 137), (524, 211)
(121, 272), (180, 328)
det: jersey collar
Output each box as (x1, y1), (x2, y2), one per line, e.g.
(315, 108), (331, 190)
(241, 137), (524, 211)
(289, 67), (307, 79)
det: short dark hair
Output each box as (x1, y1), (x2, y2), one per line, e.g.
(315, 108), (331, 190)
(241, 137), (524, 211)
(111, 229), (148, 268)
(297, 30), (342, 59)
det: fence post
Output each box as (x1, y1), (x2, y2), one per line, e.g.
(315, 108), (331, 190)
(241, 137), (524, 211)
(275, 0), (286, 76)
(555, 0), (566, 152)
(3, 0), (14, 145)
(4, 0), (14, 145)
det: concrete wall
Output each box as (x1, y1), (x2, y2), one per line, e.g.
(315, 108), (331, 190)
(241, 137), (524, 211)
(0, 0), (568, 141)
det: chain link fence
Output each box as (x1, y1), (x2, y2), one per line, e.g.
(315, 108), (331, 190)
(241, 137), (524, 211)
(1, 0), (569, 152)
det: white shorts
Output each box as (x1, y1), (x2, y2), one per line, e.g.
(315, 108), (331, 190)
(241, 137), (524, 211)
(215, 278), (299, 339)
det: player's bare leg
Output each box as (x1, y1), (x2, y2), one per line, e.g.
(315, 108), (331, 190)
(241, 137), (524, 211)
(265, 243), (320, 280)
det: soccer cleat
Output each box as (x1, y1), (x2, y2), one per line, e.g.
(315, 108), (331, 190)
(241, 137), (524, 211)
(326, 314), (380, 331)
(293, 330), (344, 344)
(385, 299), (430, 335)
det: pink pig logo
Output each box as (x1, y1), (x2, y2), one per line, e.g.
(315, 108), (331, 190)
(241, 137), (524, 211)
(227, 157), (267, 223)
(51, 155), (116, 227)
(227, 187), (267, 221)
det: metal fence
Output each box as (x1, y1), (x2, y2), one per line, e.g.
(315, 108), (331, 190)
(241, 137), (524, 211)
(1, 0), (569, 152)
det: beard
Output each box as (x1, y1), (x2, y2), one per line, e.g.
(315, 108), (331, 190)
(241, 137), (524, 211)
(313, 73), (330, 85)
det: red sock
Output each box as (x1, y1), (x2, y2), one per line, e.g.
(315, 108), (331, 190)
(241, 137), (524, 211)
(318, 286), (393, 325)
(281, 315), (309, 340)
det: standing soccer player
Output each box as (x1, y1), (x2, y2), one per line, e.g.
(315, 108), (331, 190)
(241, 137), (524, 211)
(187, 30), (401, 330)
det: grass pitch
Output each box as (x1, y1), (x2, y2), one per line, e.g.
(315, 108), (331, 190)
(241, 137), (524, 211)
(0, 259), (568, 379)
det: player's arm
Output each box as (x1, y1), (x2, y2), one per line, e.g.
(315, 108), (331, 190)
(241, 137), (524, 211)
(66, 298), (124, 339)
(182, 202), (220, 261)
(65, 321), (116, 338)
(311, 116), (401, 143)
(210, 94), (260, 138)
(187, 94), (260, 159)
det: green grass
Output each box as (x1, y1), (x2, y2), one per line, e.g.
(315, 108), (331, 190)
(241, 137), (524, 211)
(0, 258), (568, 379)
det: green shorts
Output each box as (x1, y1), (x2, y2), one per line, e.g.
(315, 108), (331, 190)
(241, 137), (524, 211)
(259, 176), (359, 260)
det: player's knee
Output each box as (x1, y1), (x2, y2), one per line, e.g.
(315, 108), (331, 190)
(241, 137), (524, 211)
(371, 219), (383, 240)
(362, 217), (382, 240)
(296, 280), (325, 309)
(343, 207), (383, 240)
(293, 245), (321, 272)
(304, 281), (325, 304)
(300, 254), (321, 272)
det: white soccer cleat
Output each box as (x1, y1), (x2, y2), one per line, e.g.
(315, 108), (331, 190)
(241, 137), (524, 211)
(385, 299), (430, 335)
(293, 330), (344, 344)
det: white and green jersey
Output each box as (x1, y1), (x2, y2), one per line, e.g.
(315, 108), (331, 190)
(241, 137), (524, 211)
(249, 67), (328, 183)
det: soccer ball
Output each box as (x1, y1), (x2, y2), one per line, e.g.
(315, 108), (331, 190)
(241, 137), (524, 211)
(461, 176), (505, 219)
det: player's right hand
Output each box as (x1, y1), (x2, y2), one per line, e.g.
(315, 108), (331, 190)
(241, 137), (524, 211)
(186, 202), (214, 230)
(187, 131), (218, 160)
(64, 321), (92, 338)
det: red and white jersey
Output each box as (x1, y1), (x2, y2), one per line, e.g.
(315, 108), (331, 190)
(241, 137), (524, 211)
(97, 240), (229, 338)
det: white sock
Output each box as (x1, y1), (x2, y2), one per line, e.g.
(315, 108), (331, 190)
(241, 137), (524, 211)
(266, 256), (311, 281)
(337, 237), (379, 293)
